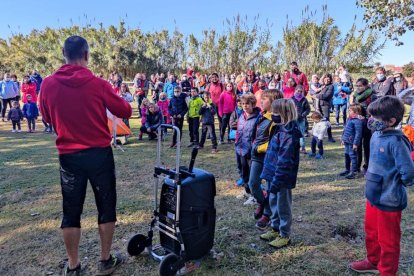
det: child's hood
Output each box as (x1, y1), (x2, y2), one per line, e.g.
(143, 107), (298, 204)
(281, 120), (302, 139)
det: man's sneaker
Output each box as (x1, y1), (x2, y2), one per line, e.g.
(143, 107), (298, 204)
(339, 170), (350, 176)
(236, 191), (249, 199)
(243, 196), (257, 206)
(349, 259), (379, 274)
(345, 172), (356, 179)
(254, 204), (263, 219)
(97, 253), (124, 276)
(255, 215), (270, 231)
(308, 153), (316, 157)
(235, 178), (244, 187)
(63, 263), (81, 276)
(269, 236), (291, 249)
(260, 229), (279, 241)
(315, 154), (323, 159)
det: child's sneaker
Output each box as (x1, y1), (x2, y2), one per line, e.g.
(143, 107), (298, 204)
(338, 170), (350, 176)
(17, 130), (21, 133)
(308, 153), (316, 157)
(243, 196), (257, 206)
(11, 129), (16, 133)
(63, 263), (81, 276)
(260, 229), (279, 241)
(349, 259), (379, 274)
(254, 204), (263, 219)
(269, 235), (291, 249)
(234, 178), (244, 187)
(345, 172), (356, 179)
(315, 154), (323, 159)
(255, 215), (270, 231)
(96, 253), (124, 276)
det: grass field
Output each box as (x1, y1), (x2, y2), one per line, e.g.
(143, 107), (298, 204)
(1, 102), (414, 276)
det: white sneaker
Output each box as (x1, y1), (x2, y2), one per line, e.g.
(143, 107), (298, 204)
(17, 130), (21, 133)
(243, 196), (257, 206)
(11, 130), (16, 133)
(236, 191), (249, 199)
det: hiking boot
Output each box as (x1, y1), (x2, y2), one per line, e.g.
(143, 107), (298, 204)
(235, 178), (244, 187)
(255, 215), (270, 231)
(96, 253), (124, 276)
(63, 263), (81, 276)
(254, 204), (263, 219)
(269, 236), (291, 249)
(349, 259), (379, 274)
(316, 154), (323, 159)
(260, 229), (279, 241)
(345, 172), (356, 179)
(308, 153), (316, 157)
(339, 170), (350, 176)
(243, 196), (257, 206)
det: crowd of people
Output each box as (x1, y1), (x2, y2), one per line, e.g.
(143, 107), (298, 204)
(3, 47), (414, 275)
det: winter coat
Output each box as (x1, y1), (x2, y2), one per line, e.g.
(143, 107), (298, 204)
(7, 107), (23, 121)
(168, 93), (188, 118)
(235, 107), (260, 157)
(21, 82), (37, 103)
(236, 78), (259, 94)
(218, 90), (236, 117)
(366, 130), (414, 211)
(341, 117), (363, 146)
(205, 82), (224, 106)
(30, 73), (43, 92)
(188, 96), (204, 118)
(291, 96), (311, 121)
(157, 99), (170, 117)
(230, 107), (243, 130)
(260, 120), (302, 193)
(312, 119), (331, 140)
(199, 100), (216, 125)
(251, 112), (277, 163)
(283, 86), (295, 99)
(145, 108), (163, 131)
(317, 84), (334, 106)
(371, 78), (395, 99)
(0, 81), (18, 99)
(23, 102), (39, 119)
(332, 83), (351, 105)
(283, 71), (309, 95)
(180, 80), (192, 93)
(163, 81), (178, 99)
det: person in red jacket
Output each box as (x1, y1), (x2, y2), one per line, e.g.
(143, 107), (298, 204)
(21, 74), (37, 104)
(237, 70), (260, 94)
(39, 36), (132, 276)
(205, 73), (224, 129)
(283, 61), (309, 95)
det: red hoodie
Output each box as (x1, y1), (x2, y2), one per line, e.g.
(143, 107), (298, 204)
(40, 64), (132, 154)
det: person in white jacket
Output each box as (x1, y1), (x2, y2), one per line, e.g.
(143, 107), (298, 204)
(308, 111), (331, 159)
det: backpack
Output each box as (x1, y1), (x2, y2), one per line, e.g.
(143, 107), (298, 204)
(402, 124), (414, 161)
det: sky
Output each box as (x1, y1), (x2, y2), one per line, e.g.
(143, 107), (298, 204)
(1, 0), (412, 66)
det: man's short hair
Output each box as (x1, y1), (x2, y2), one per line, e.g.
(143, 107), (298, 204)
(63, 36), (89, 61)
(367, 96), (405, 127)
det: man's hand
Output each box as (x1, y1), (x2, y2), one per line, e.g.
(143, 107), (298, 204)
(352, 144), (358, 151)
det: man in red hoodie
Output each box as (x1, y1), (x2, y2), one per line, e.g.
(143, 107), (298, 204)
(40, 36), (132, 276)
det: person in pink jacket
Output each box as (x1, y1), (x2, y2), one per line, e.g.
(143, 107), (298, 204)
(218, 82), (236, 144)
(156, 92), (171, 124)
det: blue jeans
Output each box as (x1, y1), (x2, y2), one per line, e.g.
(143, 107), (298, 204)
(311, 136), (323, 155)
(248, 161), (271, 216)
(334, 104), (347, 125)
(297, 119), (306, 148)
(345, 143), (358, 172)
(269, 188), (292, 237)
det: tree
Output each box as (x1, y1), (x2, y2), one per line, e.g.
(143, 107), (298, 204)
(403, 62), (414, 77)
(357, 0), (414, 45)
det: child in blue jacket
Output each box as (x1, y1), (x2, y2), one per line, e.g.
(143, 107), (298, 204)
(168, 86), (188, 148)
(349, 96), (414, 275)
(333, 75), (351, 126)
(259, 98), (301, 249)
(339, 103), (364, 179)
(22, 94), (39, 132)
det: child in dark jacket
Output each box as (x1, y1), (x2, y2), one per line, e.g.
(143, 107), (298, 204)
(339, 103), (364, 179)
(7, 101), (23, 132)
(260, 98), (301, 249)
(168, 86), (188, 147)
(140, 103), (163, 140)
(230, 98), (244, 186)
(349, 96), (414, 275)
(198, 91), (218, 153)
(235, 94), (260, 204)
(22, 94), (39, 132)
(291, 85), (311, 153)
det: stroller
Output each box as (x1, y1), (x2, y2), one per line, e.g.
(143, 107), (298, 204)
(128, 124), (216, 275)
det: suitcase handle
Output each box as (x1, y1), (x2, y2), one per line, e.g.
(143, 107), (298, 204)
(188, 147), (198, 173)
(157, 124), (180, 177)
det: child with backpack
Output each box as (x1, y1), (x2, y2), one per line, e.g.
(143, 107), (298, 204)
(168, 86), (188, 148)
(339, 103), (364, 179)
(349, 96), (414, 275)
(198, 91), (218, 153)
(259, 98), (301, 249)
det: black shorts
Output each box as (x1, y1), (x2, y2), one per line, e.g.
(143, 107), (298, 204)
(59, 147), (117, 228)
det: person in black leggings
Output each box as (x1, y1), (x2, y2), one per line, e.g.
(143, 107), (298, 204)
(316, 73), (336, 142)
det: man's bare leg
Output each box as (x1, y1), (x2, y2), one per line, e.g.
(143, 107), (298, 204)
(63, 228), (81, 269)
(98, 222), (115, 261)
